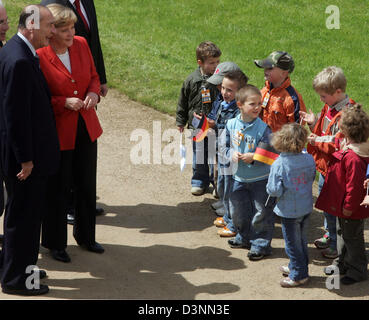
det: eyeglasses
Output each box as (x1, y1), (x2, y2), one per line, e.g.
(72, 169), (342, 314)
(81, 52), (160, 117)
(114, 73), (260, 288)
(0, 18), (9, 26)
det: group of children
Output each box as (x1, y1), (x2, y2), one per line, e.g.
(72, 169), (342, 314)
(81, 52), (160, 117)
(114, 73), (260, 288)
(176, 41), (369, 288)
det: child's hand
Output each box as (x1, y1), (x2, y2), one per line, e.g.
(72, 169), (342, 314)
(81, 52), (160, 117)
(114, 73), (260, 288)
(307, 133), (318, 146)
(193, 112), (202, 120)
(363, 179), (369, 189)
(232, 151), (241, 163)
(360, 195), (369, 206)
(239, 153), (254, 164)
(342, 208), (352, 217)
(299, 109), (315, 125)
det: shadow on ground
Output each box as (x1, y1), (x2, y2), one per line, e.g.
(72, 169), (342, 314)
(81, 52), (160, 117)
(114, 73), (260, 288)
(38, 243), (244, 299)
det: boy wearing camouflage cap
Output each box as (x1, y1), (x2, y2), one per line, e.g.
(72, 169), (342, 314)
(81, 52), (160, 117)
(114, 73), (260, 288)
(254, 51), (306, 132)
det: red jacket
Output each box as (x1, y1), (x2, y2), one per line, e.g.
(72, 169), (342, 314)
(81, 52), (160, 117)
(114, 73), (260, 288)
(307, 98), (355, 176)
(315, 144), (369, 220)
(37, 36), (103, 150)
(260, 77), (306, 132)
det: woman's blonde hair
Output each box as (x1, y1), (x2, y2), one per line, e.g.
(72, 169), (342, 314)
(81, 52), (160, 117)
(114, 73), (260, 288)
(339, 104), (369, 143)
(271, 123), (308, 153)
(47, 3), (77, 28)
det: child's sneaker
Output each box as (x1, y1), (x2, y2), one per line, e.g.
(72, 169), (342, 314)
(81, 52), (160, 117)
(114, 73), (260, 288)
(191, 186), (205, 195)
(313, 234), (331, 249)
(280, 277), (309, 288)
(247, 252), (265, 261)
(211, 200), (224, 210)
(217, 227), (236, 237)
(279, 265), (290, 276)
(321, 248), (338, 259)
(213, 217), (226, 228)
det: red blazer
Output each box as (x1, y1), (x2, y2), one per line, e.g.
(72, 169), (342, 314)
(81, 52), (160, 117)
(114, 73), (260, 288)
(315, 148), (369, 220)
(37, 36), (103, 150)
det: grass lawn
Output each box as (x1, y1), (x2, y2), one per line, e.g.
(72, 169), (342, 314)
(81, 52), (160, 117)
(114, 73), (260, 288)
(5, 0), (369, 115)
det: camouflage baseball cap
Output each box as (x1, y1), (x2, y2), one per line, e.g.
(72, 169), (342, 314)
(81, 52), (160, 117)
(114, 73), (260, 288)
(207, 61), (241, 85)
(254, 51), (295, 73)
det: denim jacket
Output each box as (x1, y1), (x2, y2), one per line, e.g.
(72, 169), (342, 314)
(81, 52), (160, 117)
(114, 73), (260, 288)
(266, 152), (316, 218)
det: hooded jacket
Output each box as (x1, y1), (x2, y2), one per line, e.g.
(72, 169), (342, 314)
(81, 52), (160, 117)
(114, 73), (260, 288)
(315, 140), (369, 219)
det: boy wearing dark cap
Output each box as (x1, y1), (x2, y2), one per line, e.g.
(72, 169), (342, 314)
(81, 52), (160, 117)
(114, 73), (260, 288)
(176, 41), (221, 195)
(254, 51), (306, 132)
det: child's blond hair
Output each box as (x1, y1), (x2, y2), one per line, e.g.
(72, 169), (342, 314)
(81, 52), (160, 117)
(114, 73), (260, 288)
(235, 84), (261, 105)
(339, 104), (369, 143)
(196, 41), (221, 62)
(312, 66), (347, 95)
(271, 123), (308, 153)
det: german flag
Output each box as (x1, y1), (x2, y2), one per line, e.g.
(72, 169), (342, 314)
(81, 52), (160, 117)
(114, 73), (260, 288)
(253, 141), (279, 165)
(193, 115), (209, 143)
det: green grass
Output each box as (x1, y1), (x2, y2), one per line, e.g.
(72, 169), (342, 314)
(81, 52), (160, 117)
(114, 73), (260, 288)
(5, 0), (369, 115)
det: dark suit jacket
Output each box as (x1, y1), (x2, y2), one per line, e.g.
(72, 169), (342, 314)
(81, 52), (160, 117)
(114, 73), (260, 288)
(0, 34), (60, 178)
(40, 0), (107, 84)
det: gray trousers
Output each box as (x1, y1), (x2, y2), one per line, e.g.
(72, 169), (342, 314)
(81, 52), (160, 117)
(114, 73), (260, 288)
(334, 217), (368, 281)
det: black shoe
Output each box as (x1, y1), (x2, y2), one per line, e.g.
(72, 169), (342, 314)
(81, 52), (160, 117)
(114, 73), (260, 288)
(39, 269), (47, 279)
(247, 252), (265, 261)
(324, 265), (346, 276)
(2, 284), (49, 296)
(96, 207), (105, 216)
(228, 239), (251, 249)
(340, 276), (358, 285)
(80, 242), (104, 254)
(51, 249), (71, 263)
(67, 213), (75, 225)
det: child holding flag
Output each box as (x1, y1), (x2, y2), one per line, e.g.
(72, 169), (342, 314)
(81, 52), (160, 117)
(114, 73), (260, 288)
(266, 123), (316, 287)
(219, 85), (275, 260)
(315, 105), (369, 285)
(176, 41), (221, 196)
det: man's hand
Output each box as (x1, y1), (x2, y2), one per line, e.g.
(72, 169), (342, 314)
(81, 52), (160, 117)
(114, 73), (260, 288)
(17, 161), (33, 181)
(100, 84), (108, 97)
(193, 112), (202, 120)
(84, 92), (99, 109)
(177, 126), (184, 133)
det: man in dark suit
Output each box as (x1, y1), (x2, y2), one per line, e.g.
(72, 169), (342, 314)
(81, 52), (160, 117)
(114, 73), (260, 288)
(0, 4), (60, 296)
(0, 3), (10, 242)
(40, 0), (107, 219)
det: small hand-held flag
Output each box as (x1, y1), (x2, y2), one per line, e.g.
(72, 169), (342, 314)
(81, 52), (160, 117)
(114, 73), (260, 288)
(192, 114), (209, 143)
(253, 141), (279, 165)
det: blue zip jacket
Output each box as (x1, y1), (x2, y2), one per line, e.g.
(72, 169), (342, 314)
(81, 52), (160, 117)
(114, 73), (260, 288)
(266, 152), (316, 218)
(219, 115), (271, 182)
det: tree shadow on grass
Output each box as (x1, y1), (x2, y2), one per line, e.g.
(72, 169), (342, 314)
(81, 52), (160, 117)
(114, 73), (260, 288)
(37, 244), (244, 299)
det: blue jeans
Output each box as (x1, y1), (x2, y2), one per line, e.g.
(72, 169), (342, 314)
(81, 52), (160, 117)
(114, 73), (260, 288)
(318, 174), (337, 250)
(191, 137), (213, 188)
(230, 179), (275, 255)
(281, 214), (310, 281)
(217, 170), (235, 232)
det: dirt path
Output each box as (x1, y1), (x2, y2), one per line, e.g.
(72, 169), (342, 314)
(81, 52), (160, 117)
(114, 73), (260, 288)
(0, 89), (368, 300)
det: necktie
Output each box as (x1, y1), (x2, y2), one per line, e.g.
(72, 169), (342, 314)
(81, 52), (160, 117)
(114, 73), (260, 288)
(74, 0), (90, 32)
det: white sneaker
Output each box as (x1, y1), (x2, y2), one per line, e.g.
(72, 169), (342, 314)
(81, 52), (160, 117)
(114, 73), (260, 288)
(279, 265), (290, 276)
(211, 200), (224, 210)
(191, 187), (205, 195)
(280, 277), (309, 288)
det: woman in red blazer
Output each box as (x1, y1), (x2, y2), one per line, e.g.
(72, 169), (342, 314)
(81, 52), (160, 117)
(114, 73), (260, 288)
(37, 3), (104, 262)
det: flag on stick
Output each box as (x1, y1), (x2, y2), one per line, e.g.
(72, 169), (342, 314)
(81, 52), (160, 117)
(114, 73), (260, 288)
(253, 141), (279, 165)
(192, 115), (209, 143)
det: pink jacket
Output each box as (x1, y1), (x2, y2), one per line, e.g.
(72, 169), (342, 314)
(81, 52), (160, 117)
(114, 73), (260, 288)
(315, 141), (369, 219)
